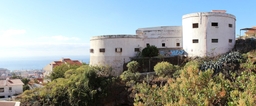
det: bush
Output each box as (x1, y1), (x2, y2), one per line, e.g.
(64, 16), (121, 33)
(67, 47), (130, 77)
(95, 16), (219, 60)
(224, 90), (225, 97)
(120, 71), (140, 82)
(154, 61), (176, 77)
(127, 61), (139, 72)
(142, 45), (159, 57)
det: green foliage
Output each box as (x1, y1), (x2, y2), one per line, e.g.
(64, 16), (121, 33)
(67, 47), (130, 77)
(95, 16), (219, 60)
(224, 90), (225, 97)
(21, 78), (30, 91)
(50, 64), (80, 81)
(200, 51), (243, 74)
(127, 61), (139, 72)
(142, 45), (159, 57)
(154, 61), (177, 77)
(91, 65), (113, 77)
(120, 71), (140, 82)
(19, 65), (114, 106)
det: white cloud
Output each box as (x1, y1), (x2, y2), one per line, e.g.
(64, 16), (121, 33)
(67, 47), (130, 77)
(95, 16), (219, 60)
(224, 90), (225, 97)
(0, 32), (90, 58)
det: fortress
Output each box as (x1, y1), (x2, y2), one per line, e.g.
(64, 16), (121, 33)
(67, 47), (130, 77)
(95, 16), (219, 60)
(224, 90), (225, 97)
(90, 10), (236, 75)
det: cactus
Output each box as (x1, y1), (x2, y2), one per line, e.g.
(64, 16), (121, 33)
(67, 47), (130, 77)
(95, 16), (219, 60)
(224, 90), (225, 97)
(200, 52), (242, 74)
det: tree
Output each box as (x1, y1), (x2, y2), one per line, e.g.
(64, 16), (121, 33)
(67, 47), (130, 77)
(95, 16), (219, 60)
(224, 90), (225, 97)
(142, 45), (159, 57)
(50, 64), (80, 81)
(141, 45), (159, 72)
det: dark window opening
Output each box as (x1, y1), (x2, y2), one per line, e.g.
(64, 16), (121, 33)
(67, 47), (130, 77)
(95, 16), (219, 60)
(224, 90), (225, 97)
(212, 39), (218, 43)
(229, 24), (233, 28)
(229, 39), (232, 43)
(192, 39), (199, 43)
(99, 48), (105, 52)
(192, 23), (198, 28)
(0, 88), (4, 92)
(211, 22), (218, 26)
(176, 43), (180, 46)
(135, 48), (140, 52)
(115, 48), (122, 53)
(146, 43), (150, 47)
(162, 43), (165, 47)
(0, 96), (4, 98)
(9, 87), (12, 91)
(90, 49), (94, 53)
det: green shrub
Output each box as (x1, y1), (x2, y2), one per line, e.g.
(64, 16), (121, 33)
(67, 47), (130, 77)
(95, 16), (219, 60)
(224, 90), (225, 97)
(154, 61), (176, 77)
(127, 61), (139, 72)
(142, 45), (159, 57)
(120, 71), (140, 81)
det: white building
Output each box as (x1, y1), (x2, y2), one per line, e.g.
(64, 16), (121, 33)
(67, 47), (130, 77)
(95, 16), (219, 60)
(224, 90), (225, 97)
(0, 78), (24, 98)
(182, 10), (236, 57)
(90, 26), (183, 75)
(90, 10), (236, 75)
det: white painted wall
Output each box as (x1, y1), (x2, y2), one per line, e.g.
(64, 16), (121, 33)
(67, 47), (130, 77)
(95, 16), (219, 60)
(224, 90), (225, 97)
(136, 26), (183, 49)
(90, 35), (143, 76)
(0, 85), (23, 98)
(182, 12), (236, 57)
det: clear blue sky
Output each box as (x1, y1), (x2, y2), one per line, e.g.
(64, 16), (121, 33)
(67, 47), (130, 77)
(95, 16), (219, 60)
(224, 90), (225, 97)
(0, 0), (254, 59)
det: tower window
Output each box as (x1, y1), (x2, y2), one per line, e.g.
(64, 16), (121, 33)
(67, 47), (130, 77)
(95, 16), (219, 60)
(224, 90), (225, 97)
(229, 39), (232, 43)
(211, 22), (218, 26)
(115, 48), (122, 53)
(90, 49), (94, 53)
(192, 39), (199, 43)
(135, 48), (140, 52)
(146, 43), (150, 47)
(99, 48), (105, 52)
(212, 39), (218, 43)
(176, 43), (180, 46)
(162, 43), (165, 47)
(229, 24), (233, 28)
(192, 23), (198, 28)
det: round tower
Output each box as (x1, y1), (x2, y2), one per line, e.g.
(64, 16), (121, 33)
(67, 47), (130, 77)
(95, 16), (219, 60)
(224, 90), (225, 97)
(182, 10), (236, 57)
(89, 35), (143, 76)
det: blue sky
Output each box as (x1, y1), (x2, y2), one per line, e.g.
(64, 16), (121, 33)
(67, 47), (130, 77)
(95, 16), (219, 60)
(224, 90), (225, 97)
(0, 0), (254, 59)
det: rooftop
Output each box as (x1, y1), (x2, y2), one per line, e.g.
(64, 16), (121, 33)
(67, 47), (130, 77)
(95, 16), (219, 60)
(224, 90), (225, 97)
(0, 79), (24, 86)
(91, 34), (139, 40)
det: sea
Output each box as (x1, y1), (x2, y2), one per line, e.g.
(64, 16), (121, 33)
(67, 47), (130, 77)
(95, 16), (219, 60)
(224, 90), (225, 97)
(0, 56), (90, 71)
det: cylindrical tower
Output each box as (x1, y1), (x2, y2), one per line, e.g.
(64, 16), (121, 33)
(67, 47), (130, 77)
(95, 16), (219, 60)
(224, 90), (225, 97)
(182, 11), (236, 57)
(89, 35), (143, 76)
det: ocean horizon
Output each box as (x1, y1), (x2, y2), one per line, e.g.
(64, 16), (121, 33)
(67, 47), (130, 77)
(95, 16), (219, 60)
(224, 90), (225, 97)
(0, 56), (90, 71)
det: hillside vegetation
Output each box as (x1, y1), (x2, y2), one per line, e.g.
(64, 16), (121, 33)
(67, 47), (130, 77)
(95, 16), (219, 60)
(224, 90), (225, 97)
(18, 38), (256, 106)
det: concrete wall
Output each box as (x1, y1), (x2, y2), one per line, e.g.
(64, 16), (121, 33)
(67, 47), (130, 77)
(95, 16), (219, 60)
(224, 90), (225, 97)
(90, 35), (143, 76)
(136, 26), (183, 49)
(182, 12), (236, 57)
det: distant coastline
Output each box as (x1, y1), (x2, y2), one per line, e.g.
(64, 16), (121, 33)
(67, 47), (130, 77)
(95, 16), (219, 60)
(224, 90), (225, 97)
(0, 55), (90, 71)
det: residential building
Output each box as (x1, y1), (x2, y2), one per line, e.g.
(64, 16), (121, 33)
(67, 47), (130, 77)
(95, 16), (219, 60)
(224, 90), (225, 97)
(43, 58), (82, 77)
(0, 78), (24, 98)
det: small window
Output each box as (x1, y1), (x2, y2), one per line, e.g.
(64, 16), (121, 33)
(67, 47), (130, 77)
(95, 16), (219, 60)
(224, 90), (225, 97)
(192, 23), (198, 28)
(115, 48), (122, 53)
(9, 87), (12, 91)
(146, 43), (150, 47)
(162, 43), (165, 47)
(135, 48), (140, 52)
(192, 39), (199, 43)
(99, 48), (105, 52)
(0, 88), (4, 92)
(90, 49), (94, 53)
(211, 22), (218, 26)
(229, 39), (232, 43)
(176, 43), (180, 46)
(229, 24), (232, 28)
(212, 39), (218, 43)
